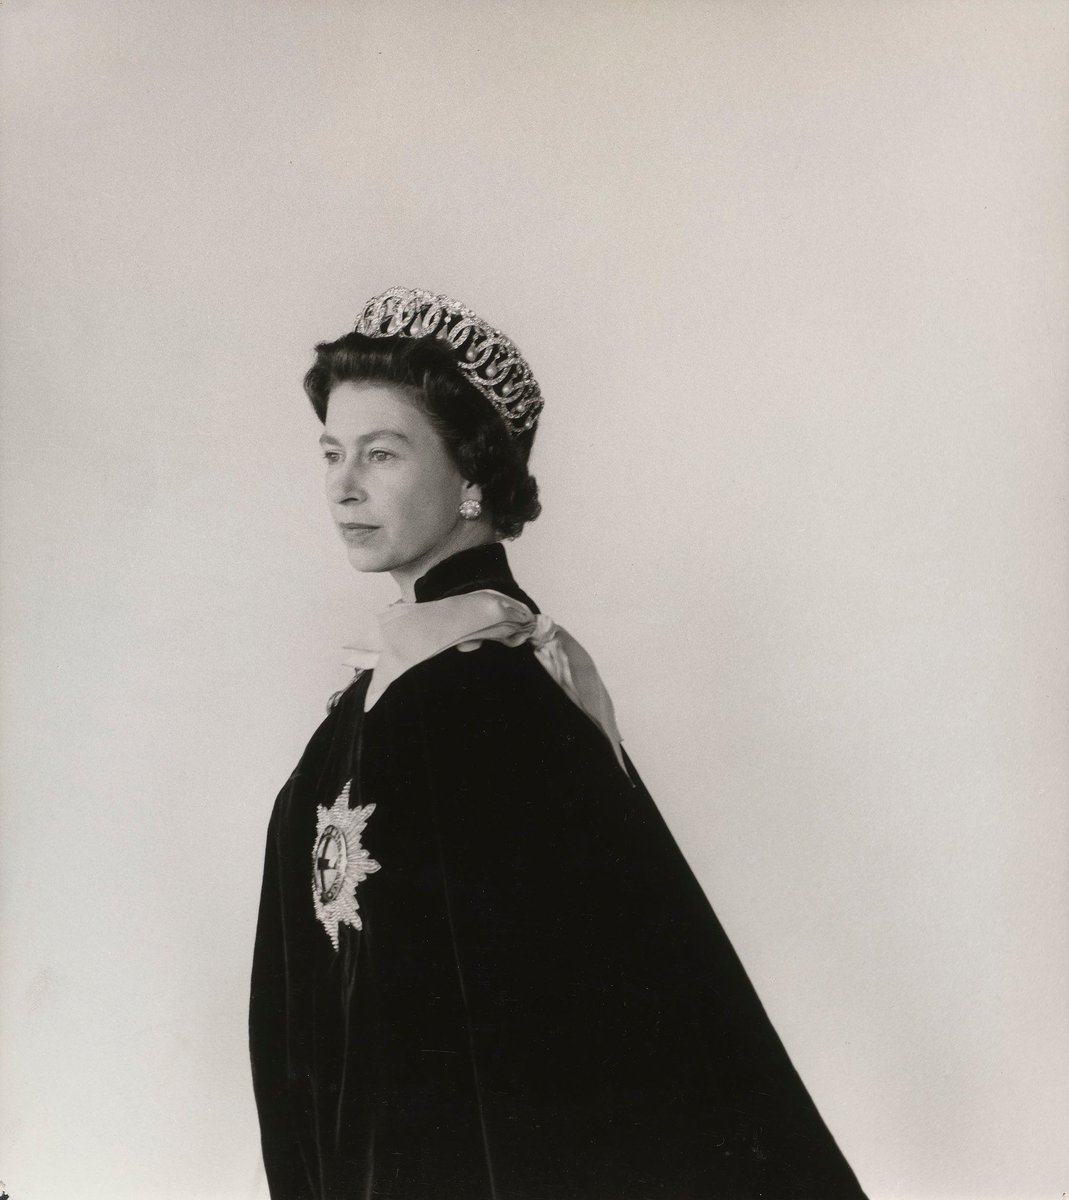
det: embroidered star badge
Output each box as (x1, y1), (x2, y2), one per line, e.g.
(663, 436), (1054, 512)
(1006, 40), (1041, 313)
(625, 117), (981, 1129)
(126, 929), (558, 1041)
(311, 780), (381, 950)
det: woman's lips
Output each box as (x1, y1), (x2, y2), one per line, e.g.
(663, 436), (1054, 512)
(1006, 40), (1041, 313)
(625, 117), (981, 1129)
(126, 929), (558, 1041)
(339, 523), (380, 543)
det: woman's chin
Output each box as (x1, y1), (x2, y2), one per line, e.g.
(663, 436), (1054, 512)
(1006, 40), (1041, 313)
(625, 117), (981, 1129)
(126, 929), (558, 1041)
(345, 545), (390, 574)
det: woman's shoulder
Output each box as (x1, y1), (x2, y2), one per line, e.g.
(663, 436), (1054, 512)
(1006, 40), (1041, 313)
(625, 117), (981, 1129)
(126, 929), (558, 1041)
(391, 637), (554, 722)
(377, 633), (630, 787)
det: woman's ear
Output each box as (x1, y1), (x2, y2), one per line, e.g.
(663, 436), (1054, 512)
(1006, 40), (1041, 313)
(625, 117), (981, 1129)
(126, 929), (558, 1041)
(460, 479), (483, 504)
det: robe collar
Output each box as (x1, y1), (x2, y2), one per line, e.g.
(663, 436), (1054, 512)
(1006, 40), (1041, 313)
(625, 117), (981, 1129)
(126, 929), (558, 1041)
(413, 541), (538, 611)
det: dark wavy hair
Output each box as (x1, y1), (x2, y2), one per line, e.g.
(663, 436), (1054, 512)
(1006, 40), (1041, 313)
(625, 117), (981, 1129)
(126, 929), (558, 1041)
(304, 332), (541, 540)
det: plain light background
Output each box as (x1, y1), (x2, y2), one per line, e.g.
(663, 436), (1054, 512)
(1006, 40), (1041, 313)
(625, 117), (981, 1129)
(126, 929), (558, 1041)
(1, 1), (1066, 1197)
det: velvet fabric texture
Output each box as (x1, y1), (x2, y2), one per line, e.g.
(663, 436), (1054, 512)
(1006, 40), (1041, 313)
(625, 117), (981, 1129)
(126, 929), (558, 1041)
(249, 542), (867, 1199)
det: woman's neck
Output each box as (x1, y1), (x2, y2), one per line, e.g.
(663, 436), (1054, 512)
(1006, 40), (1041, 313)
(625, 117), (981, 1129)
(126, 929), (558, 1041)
(389, 525), (496, 603)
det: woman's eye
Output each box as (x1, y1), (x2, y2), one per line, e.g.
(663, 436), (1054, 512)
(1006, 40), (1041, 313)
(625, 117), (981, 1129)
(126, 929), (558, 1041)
(323, 451), (342, 464)
(367, 448), (395, 463)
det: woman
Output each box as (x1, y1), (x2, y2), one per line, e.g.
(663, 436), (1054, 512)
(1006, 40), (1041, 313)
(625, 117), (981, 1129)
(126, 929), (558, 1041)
(249, 287), (868, 1200)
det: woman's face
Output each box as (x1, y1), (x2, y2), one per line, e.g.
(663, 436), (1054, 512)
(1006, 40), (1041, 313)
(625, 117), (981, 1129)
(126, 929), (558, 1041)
(321, 380), (484, 590)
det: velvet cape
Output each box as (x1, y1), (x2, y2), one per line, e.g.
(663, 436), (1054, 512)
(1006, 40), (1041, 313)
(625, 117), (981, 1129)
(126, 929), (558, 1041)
(249, 542), (867, 1200)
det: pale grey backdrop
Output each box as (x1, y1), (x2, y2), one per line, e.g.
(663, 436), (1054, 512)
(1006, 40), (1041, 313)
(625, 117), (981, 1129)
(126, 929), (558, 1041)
(1, 2), (1066, 1198)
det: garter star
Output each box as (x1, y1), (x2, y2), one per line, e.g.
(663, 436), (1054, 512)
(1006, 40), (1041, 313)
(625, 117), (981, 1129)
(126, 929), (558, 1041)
(312, 780), (381, 950)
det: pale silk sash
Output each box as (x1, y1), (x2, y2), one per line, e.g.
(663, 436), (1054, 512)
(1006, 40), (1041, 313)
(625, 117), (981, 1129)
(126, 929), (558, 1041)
(342, 589), (626, 771)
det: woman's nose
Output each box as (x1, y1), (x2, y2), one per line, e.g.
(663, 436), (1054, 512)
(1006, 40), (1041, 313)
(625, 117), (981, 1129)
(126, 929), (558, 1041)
(327, 458), (367, 504)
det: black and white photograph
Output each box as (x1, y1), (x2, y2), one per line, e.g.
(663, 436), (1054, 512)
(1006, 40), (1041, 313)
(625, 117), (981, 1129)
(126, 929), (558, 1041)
(1, 3), (1066, 1198)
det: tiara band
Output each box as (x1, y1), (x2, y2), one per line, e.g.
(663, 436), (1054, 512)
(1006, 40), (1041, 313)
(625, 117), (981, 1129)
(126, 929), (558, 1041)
(353, 287), (543, 437)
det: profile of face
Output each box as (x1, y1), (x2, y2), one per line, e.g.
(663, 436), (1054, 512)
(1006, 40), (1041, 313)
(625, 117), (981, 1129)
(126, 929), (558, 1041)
(321, 381), (485, 593)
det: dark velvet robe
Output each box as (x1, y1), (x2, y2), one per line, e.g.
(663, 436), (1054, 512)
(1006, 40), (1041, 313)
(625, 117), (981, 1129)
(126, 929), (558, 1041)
(249, 542), (867, 1200)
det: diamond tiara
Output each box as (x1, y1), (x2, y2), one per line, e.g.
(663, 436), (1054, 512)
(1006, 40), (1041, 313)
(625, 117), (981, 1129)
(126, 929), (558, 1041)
(353, 287), (544, 437)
